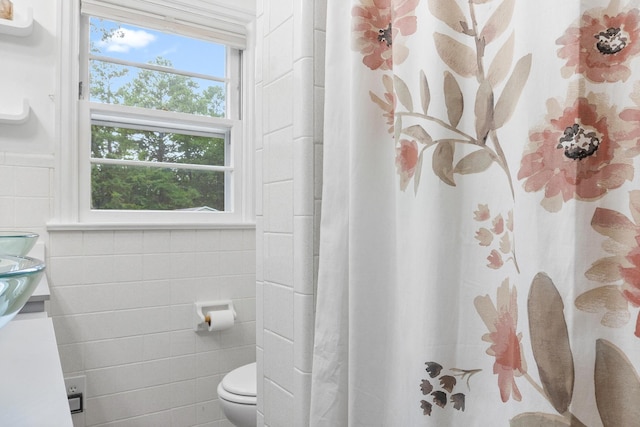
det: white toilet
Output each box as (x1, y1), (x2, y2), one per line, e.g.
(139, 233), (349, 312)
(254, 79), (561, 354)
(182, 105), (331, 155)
(217, 362), (257, 427)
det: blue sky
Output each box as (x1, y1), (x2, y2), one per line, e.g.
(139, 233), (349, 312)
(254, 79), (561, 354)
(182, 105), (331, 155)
(90, 17), (227, 78)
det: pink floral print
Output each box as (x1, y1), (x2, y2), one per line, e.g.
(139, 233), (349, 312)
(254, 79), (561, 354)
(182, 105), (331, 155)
(518, 93), (634, 211)
(351, 0), (419, 70)
(475, 280), (527, 402)
(395, 139), (418, 191)
(557, 3), (640, 82)
(578, 191), (640, 338)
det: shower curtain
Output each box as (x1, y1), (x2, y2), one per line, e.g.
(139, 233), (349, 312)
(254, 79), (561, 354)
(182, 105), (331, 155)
(310, 0), (640, 425)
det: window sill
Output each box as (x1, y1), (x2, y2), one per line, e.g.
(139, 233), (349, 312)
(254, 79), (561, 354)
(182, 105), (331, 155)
(46, 221), (256, 232)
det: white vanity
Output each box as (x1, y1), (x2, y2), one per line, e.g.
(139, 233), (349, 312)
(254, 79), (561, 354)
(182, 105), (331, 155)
(0, 315), (72, 426)
(0, 246), (72, 427)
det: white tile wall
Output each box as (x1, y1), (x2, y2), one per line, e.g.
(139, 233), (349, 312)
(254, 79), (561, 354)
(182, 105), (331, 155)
(294, 1), (314, 60)
(256, 0), (325, 426)
(266, 19), (294, 82)
(293, 216), (314, 295)
(0, 154), (54, 238)
(264, 331), (294, 391)
(265, 127), (294, 183)
(0, 1), (259, 426)
(264, 283), (294, 339)
(293, 59), (314, 139)
(294, 293), (315, 372)
(293, 138), (315, 216)
(267, 0), (293, 31)
(49, 229), (256, 427)
(264, 233), (293, 286)
(265, 182), (294, 233)
(264, 75), (294, 133)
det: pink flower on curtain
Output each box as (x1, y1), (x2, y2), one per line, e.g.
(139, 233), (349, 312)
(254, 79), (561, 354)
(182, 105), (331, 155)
(474, 280), (527, 402)
(395, 139), (418, 190)
(518, 93), (634, 212)
(619, 82), (640, 157)
(556, 4), (640, 82)
(352, 0), (419, 70)
(474, 207), (518, 272)
(621, 248), (640, 337)
(473, 204), (491, 222)
(577, 192), (640, 338)
(486, 250), (504, 270)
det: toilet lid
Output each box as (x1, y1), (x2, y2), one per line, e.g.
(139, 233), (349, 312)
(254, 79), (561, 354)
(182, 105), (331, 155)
(222, 362), (257, 397)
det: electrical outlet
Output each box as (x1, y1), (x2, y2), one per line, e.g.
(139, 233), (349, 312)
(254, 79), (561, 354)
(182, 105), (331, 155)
(64, 375), (85, 395)
(64, 375), (86, 414)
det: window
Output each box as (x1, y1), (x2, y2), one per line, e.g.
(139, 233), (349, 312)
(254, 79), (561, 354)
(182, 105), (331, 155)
(55, 1), (254, 226)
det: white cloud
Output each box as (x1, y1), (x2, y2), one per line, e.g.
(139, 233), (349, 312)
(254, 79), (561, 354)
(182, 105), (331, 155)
(99, 28), (156, 53)
(159, 46), (178, 57)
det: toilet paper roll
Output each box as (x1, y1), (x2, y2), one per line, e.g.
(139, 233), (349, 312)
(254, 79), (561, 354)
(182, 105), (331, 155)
(206, 309), (235, 332)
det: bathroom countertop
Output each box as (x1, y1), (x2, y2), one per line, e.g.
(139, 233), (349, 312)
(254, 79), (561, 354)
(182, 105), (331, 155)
(0, 316), (73, 426)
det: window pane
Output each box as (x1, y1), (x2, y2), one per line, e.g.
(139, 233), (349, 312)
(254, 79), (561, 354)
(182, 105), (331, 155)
(90, 17), (226, 77)
(91, 163), (226, 211)
(91, 125), (226, 166)
(83, 15), (240, 218)
(89, 17), (228, 118)
(89, 60), (227, 117)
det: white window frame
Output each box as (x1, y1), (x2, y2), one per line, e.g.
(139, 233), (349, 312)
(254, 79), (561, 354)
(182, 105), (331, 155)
(53, 0), (255, 229)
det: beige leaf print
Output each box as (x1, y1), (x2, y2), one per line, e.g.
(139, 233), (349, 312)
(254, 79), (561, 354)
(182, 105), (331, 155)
(487, 32), (515, 87)
(575, 286), (630, 328)
(403, 125), (434, 146)
(427, 0), (469, 33)
(394, 75), (413, 112)
(479, 0), (515, 45)
(510, 413), (571, 426)
(500, 233), (511, 254)
(475, 80), (495, 143)
(595, 339), (640, 427)
(585, 256), (626, 283)
(443, 71), (464, 127)
(453, 149), (494, 175)
(414, 149), (425, 194)
(420, 70), (431, 114)
(591, 208), (638, 247)
(528, 273), (574, 414)
(432, 140), (456, 186)
(494, 54), (532, 129)
(434, 33), (479, 78)
(475, 228), (494, 246)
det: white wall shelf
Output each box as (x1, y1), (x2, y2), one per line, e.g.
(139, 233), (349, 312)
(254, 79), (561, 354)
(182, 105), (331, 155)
(0, 6), (33, 37)
(0, 99), (30, 124)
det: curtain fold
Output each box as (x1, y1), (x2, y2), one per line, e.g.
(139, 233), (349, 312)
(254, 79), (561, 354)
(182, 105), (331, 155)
(309, 0), (352, 423)
(312, 0), (640, 425)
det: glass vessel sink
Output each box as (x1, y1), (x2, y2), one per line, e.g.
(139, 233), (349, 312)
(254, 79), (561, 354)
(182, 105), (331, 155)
(0, 256), (45, 330)
(0, 231), (38, 256)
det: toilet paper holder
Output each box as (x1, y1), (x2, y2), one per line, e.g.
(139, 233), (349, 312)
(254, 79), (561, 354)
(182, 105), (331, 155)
(194, 300), (237, 332)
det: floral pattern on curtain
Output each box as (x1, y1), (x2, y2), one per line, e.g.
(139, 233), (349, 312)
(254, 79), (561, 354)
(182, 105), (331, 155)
(312, 0), (640, 425)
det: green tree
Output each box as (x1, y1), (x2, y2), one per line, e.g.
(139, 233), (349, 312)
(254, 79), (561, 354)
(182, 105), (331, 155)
(89, 31), (227, 211)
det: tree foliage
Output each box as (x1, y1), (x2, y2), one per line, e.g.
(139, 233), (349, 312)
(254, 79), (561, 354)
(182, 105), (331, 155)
(89, 24), (227, 211)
